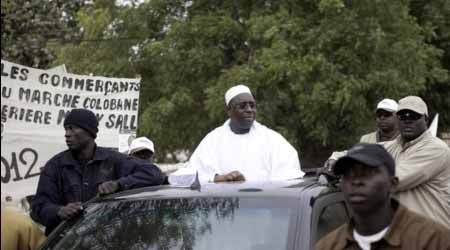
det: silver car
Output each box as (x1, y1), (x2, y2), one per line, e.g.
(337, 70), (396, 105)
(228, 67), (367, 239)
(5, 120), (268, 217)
(40, 177), (349, 250)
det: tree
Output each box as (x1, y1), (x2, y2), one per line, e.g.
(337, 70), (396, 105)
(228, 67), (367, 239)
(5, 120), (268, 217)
(1, 0), (84, 68)
(51, 0), (187, 77)
(409, 0), (450, 129)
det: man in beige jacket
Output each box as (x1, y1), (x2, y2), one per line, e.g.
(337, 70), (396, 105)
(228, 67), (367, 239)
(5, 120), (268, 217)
(383, 96), (450, 229)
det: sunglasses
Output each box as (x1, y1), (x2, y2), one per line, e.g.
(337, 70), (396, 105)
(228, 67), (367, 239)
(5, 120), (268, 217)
(397, 111), (423, 121)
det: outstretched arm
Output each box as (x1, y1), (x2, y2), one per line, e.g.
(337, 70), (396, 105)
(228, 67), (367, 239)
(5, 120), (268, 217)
(114, 157), (165, 191)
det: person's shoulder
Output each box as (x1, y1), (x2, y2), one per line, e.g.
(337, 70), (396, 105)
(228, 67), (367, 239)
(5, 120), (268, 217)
(199, 122), (228, 142)
(49, 150), (70, 160)
(429, 136), (450, 152)
(254, 121), (285, 139)
(207, 125), (226, 136)
(417, 132), (450, 155)
(97, 147), (131, 161)
(360, 131), (376, 143)
(315, 224), (348, 250)
(44, 150), (71, 167)
(98, 146), (123, 155)
(363, 131), (376, 136)
(401, 206), (450, 235)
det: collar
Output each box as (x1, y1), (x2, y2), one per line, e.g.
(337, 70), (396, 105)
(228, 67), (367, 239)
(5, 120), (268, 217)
(398, 130), (431, 149)
(340, 199), (406, 248)
(60, 145), (110, 167)
(224, 119), (259, 133)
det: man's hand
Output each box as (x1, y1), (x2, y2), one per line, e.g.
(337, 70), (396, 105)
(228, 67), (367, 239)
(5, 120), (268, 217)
(316, 159), (339, 183)
(214, 171), (246, 182)
(316, 159), (337, 176)
(57, 202), (83, 220)
(323, 159), (337, 172)
(98, 180), (120, 195)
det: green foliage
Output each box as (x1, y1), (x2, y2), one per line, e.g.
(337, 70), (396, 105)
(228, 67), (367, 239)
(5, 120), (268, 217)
(1, 0), (84, 68)
(51, 0), (189, 77)
(409, 0), (450, 129)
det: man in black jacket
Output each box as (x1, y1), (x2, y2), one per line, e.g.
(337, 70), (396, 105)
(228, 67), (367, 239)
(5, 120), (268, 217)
(32, 109), (164, 235)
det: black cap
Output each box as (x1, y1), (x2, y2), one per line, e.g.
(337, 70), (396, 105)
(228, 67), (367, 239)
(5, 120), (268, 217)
(63, 109), (99, 138)
(333, 143), (395, 176)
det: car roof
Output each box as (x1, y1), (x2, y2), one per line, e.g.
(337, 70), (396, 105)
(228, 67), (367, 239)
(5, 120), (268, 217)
(99, 177), (335, 202)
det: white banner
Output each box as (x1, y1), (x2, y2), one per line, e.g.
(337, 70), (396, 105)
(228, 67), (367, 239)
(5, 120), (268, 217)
(1, 59), (140, 200)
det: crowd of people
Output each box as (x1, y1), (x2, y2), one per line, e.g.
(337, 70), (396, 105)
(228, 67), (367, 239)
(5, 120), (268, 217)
(2, 84), (449, 250)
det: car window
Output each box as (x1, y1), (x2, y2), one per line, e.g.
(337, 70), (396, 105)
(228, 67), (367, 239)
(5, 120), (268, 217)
(45, 197), (297, 250)
(308, 191), (350, 250)
(316, 200), (349, 242)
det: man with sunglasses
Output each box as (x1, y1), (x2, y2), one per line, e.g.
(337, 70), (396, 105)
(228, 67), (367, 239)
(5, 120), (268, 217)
(382, 96), (450, 228)
(188, 84), (304, 184)
(360, 98), (399, 143)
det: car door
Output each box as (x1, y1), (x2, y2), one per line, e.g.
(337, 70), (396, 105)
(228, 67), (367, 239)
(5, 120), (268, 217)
(309, 191), (350, 250)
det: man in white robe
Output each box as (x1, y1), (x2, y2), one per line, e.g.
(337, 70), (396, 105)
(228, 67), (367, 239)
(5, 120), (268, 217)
(189, 85), (304, 184)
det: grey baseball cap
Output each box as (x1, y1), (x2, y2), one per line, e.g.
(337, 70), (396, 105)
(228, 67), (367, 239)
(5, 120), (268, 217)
(333, 143), (395, 176)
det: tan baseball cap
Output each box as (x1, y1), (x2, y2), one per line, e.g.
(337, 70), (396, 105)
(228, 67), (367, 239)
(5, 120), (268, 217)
(397, 96), (428, 116)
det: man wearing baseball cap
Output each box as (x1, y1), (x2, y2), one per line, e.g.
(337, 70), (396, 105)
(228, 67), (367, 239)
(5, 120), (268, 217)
(360, 98), (399, 143)
(316, 143), (450, 250)
(382, 96), (450, 229)
(32, 109), (164, 235)
(128, 137), (155, 162)
(188, 84), (304, 184)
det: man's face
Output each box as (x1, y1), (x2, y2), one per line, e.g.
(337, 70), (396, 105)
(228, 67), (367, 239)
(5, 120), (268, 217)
(375, 109), (396, 132)
(131, 149), (154, 162)
(227, 93), (256, 130)
(64, 124), (93, 151)
(396, 109), (428, 142)
(340, 162), (397, 215)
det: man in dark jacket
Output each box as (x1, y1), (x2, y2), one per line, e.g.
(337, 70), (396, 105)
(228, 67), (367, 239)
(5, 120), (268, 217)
(32, 109), (164, 235)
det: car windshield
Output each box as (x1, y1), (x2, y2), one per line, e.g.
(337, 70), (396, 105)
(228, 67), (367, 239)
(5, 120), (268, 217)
(47, 197), (297, 250)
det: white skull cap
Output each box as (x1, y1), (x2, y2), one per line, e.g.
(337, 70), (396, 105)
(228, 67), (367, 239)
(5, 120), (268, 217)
(225, 85), (252, 106)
